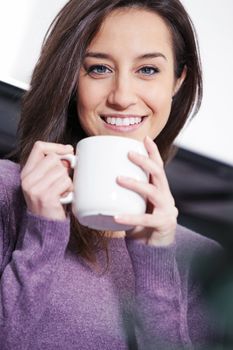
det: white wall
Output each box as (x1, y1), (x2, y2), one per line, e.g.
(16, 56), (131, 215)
(175, 0), (233, 166)
(0, 0), (232, 165)
(0, 0), (67, 89)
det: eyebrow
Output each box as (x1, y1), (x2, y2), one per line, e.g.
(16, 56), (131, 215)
(84, 52), (167, 61)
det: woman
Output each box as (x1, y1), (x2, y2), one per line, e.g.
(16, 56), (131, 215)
(0, 0), (223, 349)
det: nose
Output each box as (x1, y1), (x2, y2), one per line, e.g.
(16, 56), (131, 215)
(107, 74), (137, 110)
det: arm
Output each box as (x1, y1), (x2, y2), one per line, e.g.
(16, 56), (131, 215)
(126, 227), (225, 350)
(0, 143), (74, 349)
(115, 137), (214, 349)
(0, 165), (69, 350)
(185, 233), (227, 349)
(126, 238), (191, 350)
(114, 136), (186, 348)
(0, 215), (70, 349)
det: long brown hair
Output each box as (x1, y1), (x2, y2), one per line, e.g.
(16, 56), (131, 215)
(15, 0), (202, 262)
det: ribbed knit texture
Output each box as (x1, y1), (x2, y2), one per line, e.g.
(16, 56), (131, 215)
(0, 160), (223, 349)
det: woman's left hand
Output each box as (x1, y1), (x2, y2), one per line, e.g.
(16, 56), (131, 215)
(115, 136), (178, 247)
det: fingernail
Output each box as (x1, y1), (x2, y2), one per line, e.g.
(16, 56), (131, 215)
(66, 145), (74, 151)
(128, 151), (137, 157)
(114, 215), (124, 222)
(145, 136), (152, 142)
(117, 176), (131, 182)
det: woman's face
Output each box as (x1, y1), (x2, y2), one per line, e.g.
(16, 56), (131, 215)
(77, 8), (185, 142)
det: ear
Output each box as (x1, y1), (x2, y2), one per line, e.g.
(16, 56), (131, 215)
(173, 66), (187, 97)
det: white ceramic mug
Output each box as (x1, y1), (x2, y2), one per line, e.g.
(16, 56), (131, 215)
(61, 135), (148, 231)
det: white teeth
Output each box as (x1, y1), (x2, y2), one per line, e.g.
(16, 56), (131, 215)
(105, 117), (142, 126)
(116, 118), (121, 126)
(123, 118), (130, 125)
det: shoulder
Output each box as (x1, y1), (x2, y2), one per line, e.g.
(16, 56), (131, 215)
(0, 160), (26, 270)
(0, 159), (21, 180)
(0, 159), (21, 200)
(175, 224), (221, 252)
(175, 224), (223, 278)
(0, 159), (23, 215)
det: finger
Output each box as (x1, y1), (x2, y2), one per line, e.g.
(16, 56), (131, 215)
(114, 212), (160, 229)
(22, 141), (74, 177)
(26, 168), (73, 205)
(22, 155), (71, 196)
(21, 152), (69, 187)
(117, 175), (175, 209)
(128, 151), (168, 189)
(26, 175), (74, 221)
(145, 137), (172, 190)
(144, 136), (163, 167)
(117, 176), (160, 207)
(44, 174), (74, 201)
(114, 209), (178, 233)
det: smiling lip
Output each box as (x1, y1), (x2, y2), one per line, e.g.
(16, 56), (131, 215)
(100, 114), (147, 132)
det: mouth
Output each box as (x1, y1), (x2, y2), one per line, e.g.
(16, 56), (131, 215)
(100, 114), (146, 130)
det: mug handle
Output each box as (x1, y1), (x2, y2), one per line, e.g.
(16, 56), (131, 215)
(59, 154), (77, 205)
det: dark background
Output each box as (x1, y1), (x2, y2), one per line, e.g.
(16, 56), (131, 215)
(1, 80), (233, 248)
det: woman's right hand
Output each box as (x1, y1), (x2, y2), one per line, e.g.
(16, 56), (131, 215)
(21, 141), (74, 221)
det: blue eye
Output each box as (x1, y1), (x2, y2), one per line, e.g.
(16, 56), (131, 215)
(139, 66), (159, 75)
(87, 65), (112, 75)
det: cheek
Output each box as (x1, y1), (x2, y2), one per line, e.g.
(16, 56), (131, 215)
(77, 80), (108, 116)
(145, 86), (172, 115)
(77, 83), (92, 113)
(146, 85), (173, 138)
(76, 80), (106, 136)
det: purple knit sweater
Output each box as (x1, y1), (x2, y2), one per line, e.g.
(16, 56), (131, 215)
(0, 160), (222, 349)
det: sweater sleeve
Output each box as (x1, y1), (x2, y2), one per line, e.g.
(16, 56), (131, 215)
(125, 238), (192, 350)
(0, 164), (70, 350)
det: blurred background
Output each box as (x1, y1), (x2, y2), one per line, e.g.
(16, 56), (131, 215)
(0, 0), (232, 247)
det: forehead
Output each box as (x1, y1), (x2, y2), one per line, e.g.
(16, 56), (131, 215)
(88, 8), (173, 59)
